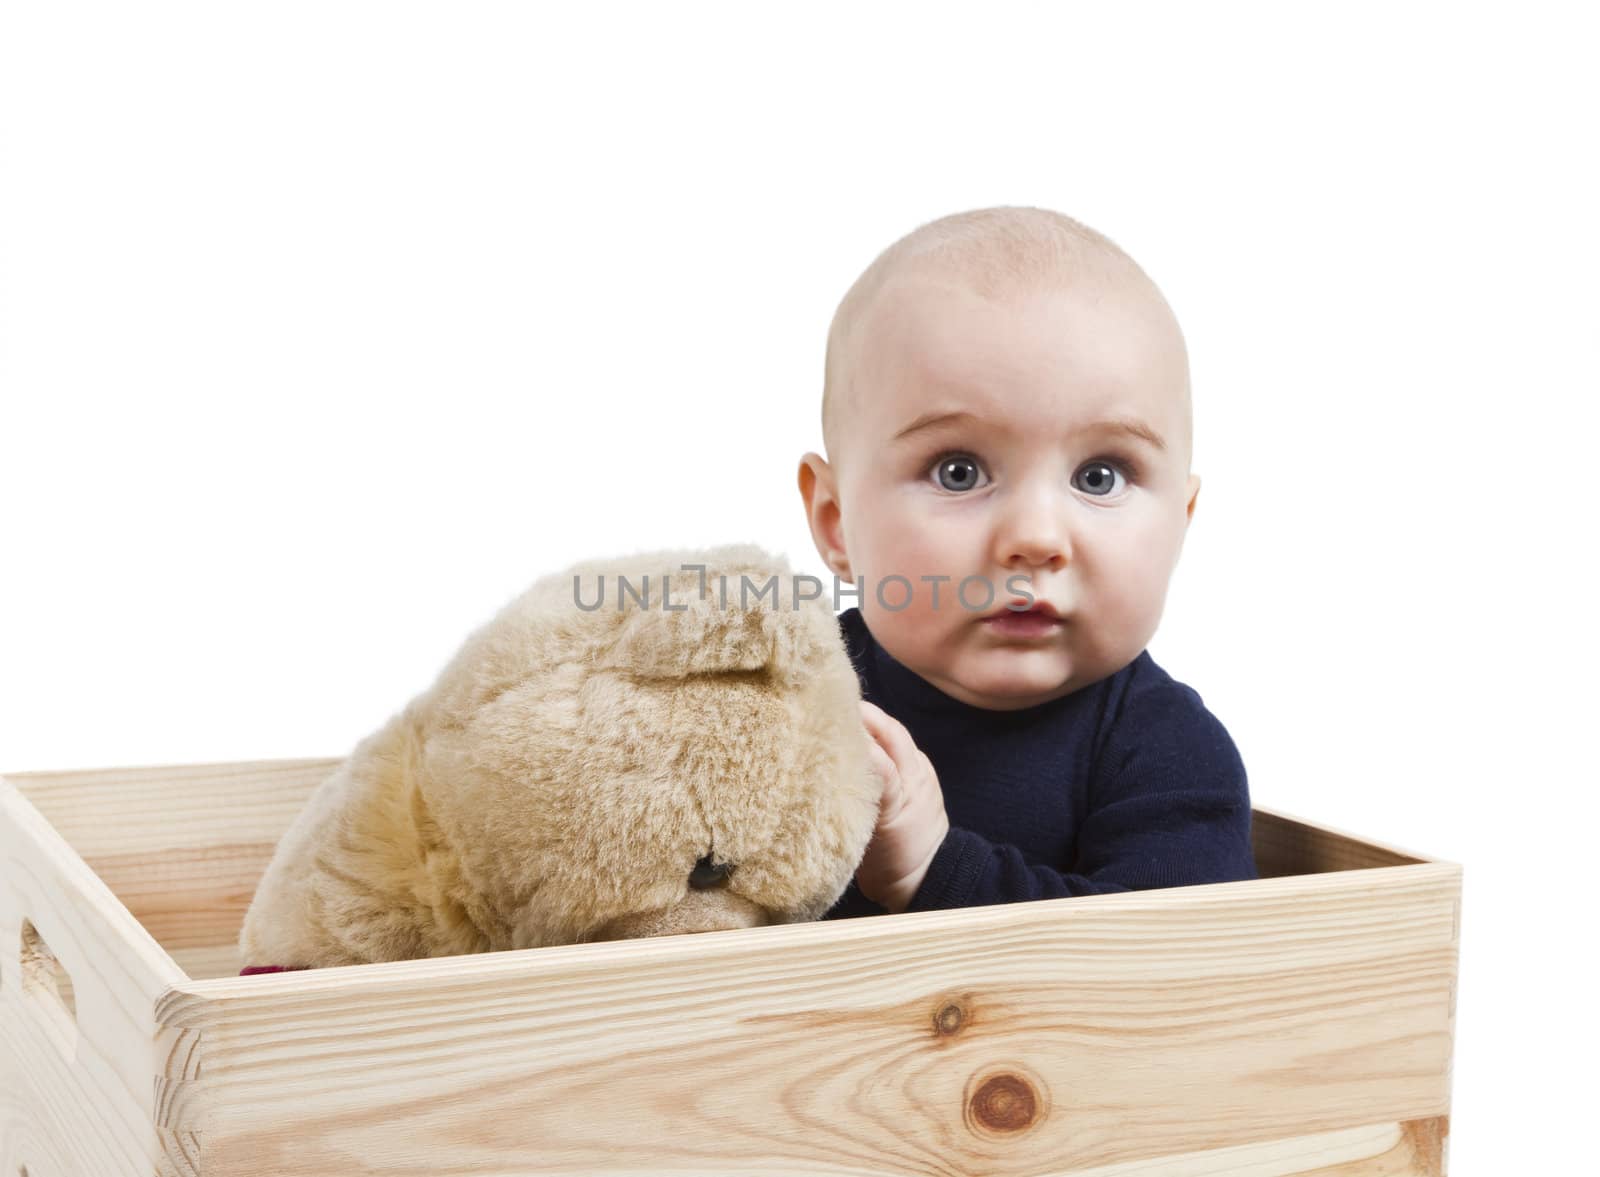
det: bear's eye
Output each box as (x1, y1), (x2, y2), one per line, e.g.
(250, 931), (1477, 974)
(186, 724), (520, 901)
(689, 855), (734, 889)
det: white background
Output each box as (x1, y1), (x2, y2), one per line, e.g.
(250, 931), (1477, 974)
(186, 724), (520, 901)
(3, 3), (1595, 1169)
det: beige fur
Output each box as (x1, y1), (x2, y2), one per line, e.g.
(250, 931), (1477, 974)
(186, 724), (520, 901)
(239, 544), (880, 968)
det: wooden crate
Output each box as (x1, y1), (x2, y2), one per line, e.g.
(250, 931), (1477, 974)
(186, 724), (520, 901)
(0, 757), (1459, 1176)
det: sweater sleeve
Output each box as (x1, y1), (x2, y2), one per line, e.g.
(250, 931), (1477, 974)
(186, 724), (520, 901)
(904, 674), (1258, 913)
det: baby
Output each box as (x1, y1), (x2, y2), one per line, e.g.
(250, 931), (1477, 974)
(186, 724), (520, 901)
(797, 206), (1258, 919)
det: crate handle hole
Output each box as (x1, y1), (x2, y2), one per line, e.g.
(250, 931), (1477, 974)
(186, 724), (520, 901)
(20, 918), (78, 1060)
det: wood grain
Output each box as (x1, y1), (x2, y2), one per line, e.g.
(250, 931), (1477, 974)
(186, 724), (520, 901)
(1, 779), (188, 1176)
(153, 864), (1458, 1174)
(1, 758), (1460, 1175)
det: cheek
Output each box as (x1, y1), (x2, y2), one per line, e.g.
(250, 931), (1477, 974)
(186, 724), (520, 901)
(851, 523), (959, 631)
(853, 501), (937, 580)
(1085, 519), (1180, 617)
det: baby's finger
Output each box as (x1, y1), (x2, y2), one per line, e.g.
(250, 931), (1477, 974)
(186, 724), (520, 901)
(863, 738), (896, 781)
(864, 742), (907, 816)
(858, 702), (889, 746)
(859, 699), (901, 739)
(858, 701), (920, 771)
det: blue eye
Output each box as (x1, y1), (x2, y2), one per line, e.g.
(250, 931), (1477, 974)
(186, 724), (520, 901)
(931, 453), (987, 493)
(1073, 460), (1127, 497)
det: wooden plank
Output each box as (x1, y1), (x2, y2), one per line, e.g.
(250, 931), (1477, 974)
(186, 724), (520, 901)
(169, 944), (247, 982)
(6, 759), (337, 967)
(1252, 805), (1438, 877)
(1, 759), (1458, 1173)
(0, 779), (190, 1176)
(156, 863), (1460, 1176)
(6, 760), (1448, 881)
(4, 757), (338, 857)
(5, 759), (1449, 975)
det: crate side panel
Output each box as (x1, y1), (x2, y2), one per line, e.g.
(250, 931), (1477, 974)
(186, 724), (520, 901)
(158, 865), (1459, 1176)
(1253, 807), (1430, 877)
(1, 782), (190, 1176)
(7, 758), (336, 861)
(6, 759), (337, 969)
(6, 754), (1452, 974)
(0, 986), (173, 1177)
(170, 945), (250, 982)
(89, 842), (268, 963)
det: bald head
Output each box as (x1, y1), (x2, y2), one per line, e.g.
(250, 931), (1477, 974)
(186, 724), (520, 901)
(820, 206), (1191, 468)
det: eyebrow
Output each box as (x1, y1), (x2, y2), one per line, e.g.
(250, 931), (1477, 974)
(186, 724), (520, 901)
(891, 409), (1168, 452)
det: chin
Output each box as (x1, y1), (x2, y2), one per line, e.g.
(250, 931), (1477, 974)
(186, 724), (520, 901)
(960, 668), (1073, 706)
(973, 649), (1072, 682)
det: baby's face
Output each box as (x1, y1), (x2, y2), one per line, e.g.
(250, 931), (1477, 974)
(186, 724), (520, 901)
(807, 271), (1200, 710)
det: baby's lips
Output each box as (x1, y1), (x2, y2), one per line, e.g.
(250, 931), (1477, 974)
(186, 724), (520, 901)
(987, 598), (1065, 619)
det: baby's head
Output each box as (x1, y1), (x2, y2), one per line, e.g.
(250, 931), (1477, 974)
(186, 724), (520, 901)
(798, 206), (1201, 711)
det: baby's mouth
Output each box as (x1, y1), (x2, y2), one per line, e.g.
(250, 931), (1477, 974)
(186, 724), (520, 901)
(981, 604), (1066, 637)
(982, 597), (1066, 620)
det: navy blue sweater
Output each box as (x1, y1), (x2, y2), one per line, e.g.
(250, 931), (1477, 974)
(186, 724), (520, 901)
(823, 607), (1258, 920)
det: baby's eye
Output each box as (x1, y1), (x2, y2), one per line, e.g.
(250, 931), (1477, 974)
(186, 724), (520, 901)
(1073, 460), (1128, 497)
(930, 453), (989, 493)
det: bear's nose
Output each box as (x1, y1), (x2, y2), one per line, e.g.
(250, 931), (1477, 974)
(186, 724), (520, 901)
(689, 854), (733, 890)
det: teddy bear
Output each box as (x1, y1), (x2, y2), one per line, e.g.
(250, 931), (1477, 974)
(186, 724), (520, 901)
(237, 542), (880, 971)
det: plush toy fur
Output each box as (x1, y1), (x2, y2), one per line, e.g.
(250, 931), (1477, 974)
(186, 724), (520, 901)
(238, 543), (880, 968)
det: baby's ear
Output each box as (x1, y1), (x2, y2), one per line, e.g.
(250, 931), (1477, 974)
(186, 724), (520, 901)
(1185, 473), (1201, 523)
(796, 452), (831, 520)
(797, 452), (850, 579)
(796, 451), (822, 498)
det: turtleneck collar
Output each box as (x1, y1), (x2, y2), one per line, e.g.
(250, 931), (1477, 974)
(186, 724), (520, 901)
(870, 631), (986, 717)
(844, 607), (1084, 724)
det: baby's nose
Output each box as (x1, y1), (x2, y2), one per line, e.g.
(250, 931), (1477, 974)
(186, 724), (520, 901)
(993, 483), (1073, 567)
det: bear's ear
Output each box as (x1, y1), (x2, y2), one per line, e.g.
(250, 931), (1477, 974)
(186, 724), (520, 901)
(600, 589), (781, 679)
(594, 557), (833, 685)
(603, 590), (839, 688)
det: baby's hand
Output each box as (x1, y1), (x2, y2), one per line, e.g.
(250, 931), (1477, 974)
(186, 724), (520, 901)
(855, 700), (951, 914)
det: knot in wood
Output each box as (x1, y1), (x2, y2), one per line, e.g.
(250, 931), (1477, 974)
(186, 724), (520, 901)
(933, 1001), (965, 1036)
(969, 1073), (1037, 1133)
